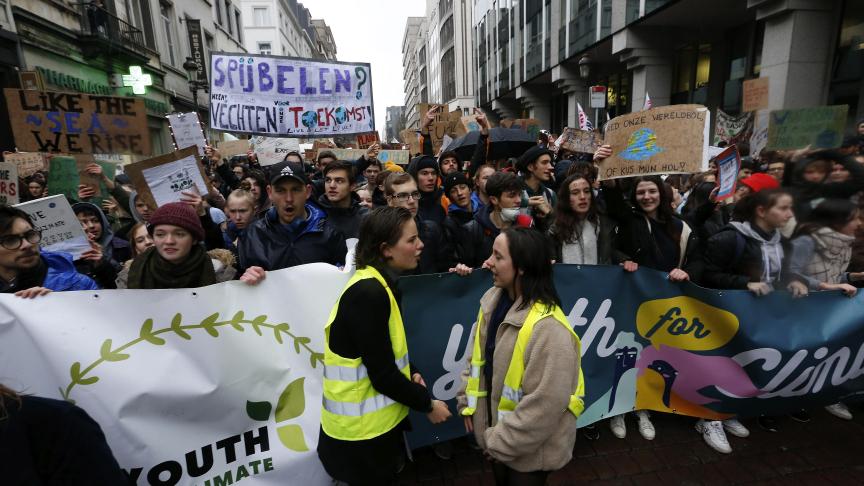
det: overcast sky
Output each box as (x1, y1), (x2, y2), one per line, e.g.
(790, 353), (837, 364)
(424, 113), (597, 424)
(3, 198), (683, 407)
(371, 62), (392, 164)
(304, 0), (425, 140)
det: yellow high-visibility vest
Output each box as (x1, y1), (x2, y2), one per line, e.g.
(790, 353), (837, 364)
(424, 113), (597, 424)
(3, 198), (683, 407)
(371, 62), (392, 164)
(320, 266), (411, 441)
(461, 300), (585, 422)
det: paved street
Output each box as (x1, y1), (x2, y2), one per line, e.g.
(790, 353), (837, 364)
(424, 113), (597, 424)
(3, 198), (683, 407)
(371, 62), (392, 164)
(398, 408), (864, 485)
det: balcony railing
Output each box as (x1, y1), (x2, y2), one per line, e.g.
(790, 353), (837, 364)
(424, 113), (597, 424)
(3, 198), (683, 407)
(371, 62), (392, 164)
(79, 4), (147, 54)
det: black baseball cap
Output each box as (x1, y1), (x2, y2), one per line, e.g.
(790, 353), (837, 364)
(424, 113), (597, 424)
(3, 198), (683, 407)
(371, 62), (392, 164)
(268, 162), (309, 186)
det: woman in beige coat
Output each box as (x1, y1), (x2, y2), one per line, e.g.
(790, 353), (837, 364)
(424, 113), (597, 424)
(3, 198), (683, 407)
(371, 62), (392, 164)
(457, 227), (584, 486)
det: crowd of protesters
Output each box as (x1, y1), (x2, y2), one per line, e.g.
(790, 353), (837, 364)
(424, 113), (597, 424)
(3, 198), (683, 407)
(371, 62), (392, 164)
(1, 109), (863, 485)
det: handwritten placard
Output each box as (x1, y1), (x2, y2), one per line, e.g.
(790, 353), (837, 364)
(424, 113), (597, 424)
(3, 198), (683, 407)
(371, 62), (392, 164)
(217, 139), (250, 158)
(15, 195), (90, 259)
(4, 88), (150, 155)
(249, 136), (301, 166)
(209, 53), (374, 137)
(766, 105), (848, 151)
(330, 148), (410, 165)
(600, 104), (710, 180)
(555, 127), (601, 154)
(3, 152), (45, 177)
(742, 77), (769, 113)
(356, 131), (380, 149)
(167, 112), (208, 156)
(714, 145), (741, 201)
(0, 162), (19, 205)
(124, 147), (212, 208)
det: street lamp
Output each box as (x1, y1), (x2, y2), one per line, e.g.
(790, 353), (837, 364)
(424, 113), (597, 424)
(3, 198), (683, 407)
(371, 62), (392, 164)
(182, 56), (206, 121)
(578, 55), (593, 80)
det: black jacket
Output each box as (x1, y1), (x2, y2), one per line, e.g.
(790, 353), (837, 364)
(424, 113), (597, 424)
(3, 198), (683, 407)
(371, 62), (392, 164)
(604, 184), (702, 278)
(317, 269), (430, 484)
(549, 214), (626, 265)
(785, 156), (864, 221)
(458, 205), (500, 269)
(702, 224), (794, 290)
(417, 188), (447, 225)
(238, 204), (347, 272)
(413, 217), (455, 274)
(315, 193), (369, 240)
(0, 395), (129, 485)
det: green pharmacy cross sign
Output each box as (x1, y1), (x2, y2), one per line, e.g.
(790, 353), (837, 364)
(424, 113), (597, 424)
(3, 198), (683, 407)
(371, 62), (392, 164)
(122, 66), (153, 95)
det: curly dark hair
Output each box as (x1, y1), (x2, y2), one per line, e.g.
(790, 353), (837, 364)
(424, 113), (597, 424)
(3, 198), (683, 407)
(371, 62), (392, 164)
(551, 174), (599, 246)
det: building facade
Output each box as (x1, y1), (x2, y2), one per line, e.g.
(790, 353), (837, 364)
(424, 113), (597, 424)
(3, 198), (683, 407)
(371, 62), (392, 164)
(385, 106), (405, 143)
(472, 0), (863, 136)
(402, 17), (424, 129)
(4, 0), (247, 157)
(240, 0), (334, 60)
(402, 0), (477, 129)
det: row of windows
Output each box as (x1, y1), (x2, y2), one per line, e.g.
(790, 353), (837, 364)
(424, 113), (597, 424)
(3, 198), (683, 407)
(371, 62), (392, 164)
(152, 0), (242, 69)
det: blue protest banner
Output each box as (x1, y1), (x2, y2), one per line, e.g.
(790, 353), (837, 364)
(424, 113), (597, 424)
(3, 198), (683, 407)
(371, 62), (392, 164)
(209, 52), (374, 137)
(401, 265), (864, 448)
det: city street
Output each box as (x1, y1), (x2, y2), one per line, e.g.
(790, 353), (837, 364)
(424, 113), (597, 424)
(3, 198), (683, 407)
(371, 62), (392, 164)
(399, 409), (864, 485)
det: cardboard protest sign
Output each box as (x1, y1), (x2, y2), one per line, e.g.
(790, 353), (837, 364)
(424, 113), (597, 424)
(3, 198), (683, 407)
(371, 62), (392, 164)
(512, 119), (542, 141)
(750, 109), (770, 157)
(0, 162), (19, 205)
(4, 88), (150, 155)
(329, 148), (410, 165)
(555, 127), (601, 154)
(461, 115), (481, 133)
(356, 131), (380, 149)
(714, 145), (741, 201)
(250, 136), (301, 166)
(124, 147), (211, 208)
(46, 156), (115, 204)
(400, 129), (421, 155)
(209, 53), (374, 137)
(3, 152), (45, 177)
(15, 195), (90, 259)
(742, 77), (769, 112)
(216, 139), (250, 158)
(167, 112), (207, 155)
(766, 105), (848, 151)
(600, 104), (710, 181)
(714, 109), (753, 146)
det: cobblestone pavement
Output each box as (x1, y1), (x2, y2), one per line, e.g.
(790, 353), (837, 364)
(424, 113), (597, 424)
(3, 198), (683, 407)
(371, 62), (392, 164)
(397, 407), (864, 485)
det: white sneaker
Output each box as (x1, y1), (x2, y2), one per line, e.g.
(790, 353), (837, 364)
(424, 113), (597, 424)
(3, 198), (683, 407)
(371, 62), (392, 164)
(635, 410), (655, 440)
(696, 420), (732, 454)
(722, 418), (750, 438)
(609, 414), (626, 439)
(825, 403), (853, 420)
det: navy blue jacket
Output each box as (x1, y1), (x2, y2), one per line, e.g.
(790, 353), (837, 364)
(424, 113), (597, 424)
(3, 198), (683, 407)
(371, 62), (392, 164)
(238, 204), (347, 272)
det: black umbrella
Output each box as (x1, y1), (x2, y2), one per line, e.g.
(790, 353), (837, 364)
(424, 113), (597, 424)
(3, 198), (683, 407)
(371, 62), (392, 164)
(444, 128), (537, 162)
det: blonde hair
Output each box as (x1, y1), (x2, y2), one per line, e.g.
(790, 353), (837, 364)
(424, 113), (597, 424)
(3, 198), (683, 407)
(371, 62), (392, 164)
(227, 188), (257, 210)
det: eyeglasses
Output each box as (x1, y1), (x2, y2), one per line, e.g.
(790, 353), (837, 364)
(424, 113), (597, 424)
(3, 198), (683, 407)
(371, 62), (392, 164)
(0, 229), (41, 250)
(390, 191), (421, 202)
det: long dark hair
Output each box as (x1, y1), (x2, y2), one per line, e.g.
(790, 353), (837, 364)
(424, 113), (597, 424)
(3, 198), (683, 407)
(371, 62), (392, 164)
(0, 384), (21, 422)
(355, 206), (414, 270)
(503, 227), (561, 312)
(732, 188), (792, 223)
(794, 198), (858, 238)
(244, 170), (269, 207)
(629, 176), (679, 241)
(552, 174), (599, 246)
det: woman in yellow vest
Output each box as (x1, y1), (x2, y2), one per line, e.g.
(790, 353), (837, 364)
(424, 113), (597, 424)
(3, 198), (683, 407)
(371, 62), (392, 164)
(318, 206), (452, 485)
(457, 227), (584, 486)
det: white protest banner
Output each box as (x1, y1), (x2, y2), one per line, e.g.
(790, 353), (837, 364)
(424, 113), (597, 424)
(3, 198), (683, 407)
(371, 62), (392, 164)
(0, 264), (346, 485)
(250, 136), (301, 166)
(706, 145), (726, 159)
(15, 195), (90, 259)
(3, 151), (45, 177)
(124, 147), (212, 208)
(714, 145), (741, 201)
(329, 148), (410, 165)
(209, 53), (374, 137)
(0, 162), (19, 205)
(167, 112), (208, 156)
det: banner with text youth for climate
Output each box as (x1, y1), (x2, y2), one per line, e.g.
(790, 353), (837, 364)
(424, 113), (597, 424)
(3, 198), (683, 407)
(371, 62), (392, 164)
(209, 53), (374, 137)
(2, 265), (864, 485)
